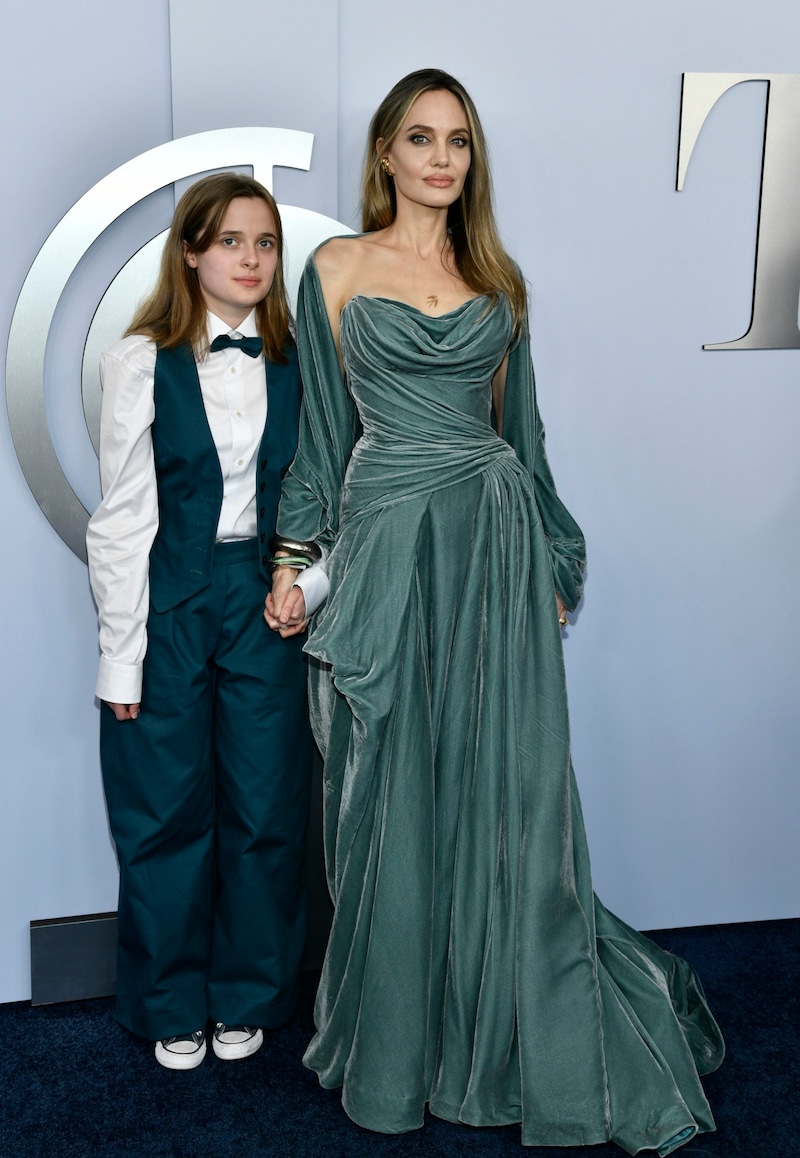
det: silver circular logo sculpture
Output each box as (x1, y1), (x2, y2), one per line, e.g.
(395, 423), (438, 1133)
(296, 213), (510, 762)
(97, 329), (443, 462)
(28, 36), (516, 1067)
(5, 127), (352, 561)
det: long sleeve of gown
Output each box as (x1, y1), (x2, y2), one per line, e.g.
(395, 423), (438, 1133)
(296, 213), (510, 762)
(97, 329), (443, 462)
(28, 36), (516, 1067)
(501, 316), (586, 611)
(277, 256), (361, 549)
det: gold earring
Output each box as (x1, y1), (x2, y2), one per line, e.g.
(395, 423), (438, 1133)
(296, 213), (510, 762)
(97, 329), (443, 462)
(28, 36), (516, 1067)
(381, 156), (391, 175)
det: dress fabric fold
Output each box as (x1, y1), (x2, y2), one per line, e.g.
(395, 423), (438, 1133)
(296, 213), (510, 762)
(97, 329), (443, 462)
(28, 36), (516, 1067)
(277, 258), (724, 1155)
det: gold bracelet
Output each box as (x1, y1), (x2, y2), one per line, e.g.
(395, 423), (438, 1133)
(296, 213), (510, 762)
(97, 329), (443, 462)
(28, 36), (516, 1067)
(268, 535), (322, 563)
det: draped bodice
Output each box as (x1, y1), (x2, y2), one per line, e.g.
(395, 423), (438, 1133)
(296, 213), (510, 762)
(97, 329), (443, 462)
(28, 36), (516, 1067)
(341, 294), (513, 439)
(338, 295), (519, 520)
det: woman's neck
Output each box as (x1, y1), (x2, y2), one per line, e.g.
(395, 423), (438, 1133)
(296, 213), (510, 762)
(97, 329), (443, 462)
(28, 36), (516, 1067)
(379, 201), (451, 261)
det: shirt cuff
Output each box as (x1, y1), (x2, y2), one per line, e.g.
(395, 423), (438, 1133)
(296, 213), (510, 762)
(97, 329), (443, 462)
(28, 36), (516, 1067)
(95, 657), (143, 705)
(292, 556), (329, 618)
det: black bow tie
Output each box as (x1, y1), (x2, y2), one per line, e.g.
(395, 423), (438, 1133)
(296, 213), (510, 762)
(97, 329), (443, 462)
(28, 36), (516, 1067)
(210, 334), (262, 357)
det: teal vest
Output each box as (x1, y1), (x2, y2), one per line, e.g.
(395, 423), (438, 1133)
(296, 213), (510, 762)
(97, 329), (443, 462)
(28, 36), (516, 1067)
(148, 342), (302, 613)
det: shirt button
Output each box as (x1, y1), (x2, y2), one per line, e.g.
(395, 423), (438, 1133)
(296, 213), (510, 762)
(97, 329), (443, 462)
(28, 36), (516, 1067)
(237, 458), (244, 466)
(235, 410), (242, 417)
(230, 366), (237, 374)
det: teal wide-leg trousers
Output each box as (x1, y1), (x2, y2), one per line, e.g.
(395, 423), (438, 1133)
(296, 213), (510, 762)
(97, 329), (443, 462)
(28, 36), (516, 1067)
(100, 540), (312, 1041)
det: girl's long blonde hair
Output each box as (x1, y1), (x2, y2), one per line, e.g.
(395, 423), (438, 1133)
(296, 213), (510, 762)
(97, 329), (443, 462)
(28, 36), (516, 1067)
(127, 172), (290, 363)
(362, 68), (526, 330)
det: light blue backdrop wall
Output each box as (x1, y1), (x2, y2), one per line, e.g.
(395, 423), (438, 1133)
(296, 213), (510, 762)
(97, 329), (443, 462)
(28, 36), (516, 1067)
(1, 0), (798, 1002)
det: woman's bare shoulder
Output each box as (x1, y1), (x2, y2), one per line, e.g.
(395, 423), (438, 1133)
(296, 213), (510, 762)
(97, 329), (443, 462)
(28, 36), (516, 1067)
(313, 235), (369, 279)
(313, 235), (379, 314)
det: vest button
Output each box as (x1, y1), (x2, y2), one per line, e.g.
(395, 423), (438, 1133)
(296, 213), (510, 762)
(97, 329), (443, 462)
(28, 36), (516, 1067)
(260, 460), (267, 470)
(260, 533), (265, 543)
(262, 555), (268, 566)
(259, 507), (265, 517)
(260, 482), (265, 493)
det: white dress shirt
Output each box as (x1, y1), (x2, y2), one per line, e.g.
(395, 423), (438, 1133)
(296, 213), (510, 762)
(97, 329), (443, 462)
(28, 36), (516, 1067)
(86, 310), (328, 704)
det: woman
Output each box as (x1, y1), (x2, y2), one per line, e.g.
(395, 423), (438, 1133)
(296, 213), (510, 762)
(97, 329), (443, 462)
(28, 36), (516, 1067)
(266, 70), (723, 1152)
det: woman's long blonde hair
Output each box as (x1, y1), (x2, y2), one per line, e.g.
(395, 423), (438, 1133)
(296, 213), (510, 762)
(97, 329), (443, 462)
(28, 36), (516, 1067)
(126, 172), (291, 363)
(362, 68), (526, 330)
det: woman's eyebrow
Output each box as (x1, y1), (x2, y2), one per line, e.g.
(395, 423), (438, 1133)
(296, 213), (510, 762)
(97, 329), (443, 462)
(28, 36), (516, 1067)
(403, 122), (470, 135)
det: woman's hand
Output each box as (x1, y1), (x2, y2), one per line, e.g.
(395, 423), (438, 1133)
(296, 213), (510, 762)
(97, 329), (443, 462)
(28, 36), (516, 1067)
(556, 593), (569, 629)
(264, 566), (308, 637)
(106, 702), (140, 721)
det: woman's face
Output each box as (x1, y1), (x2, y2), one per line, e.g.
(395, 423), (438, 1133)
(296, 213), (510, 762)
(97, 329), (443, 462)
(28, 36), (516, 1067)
(184, 196), (279, 328)
(382, 89), (472, 215)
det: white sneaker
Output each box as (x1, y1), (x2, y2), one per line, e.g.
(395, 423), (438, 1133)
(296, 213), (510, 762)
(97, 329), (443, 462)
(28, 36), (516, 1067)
(155, 1030), (206, 1070)
(212, 1023), (263, 1061)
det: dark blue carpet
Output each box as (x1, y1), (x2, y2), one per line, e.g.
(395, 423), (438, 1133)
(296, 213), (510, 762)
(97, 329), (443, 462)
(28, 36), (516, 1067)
(0, 920), (797, 1157)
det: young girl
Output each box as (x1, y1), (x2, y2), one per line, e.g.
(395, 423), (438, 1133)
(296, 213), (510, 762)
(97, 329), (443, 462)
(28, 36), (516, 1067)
(87, 173), (326, 1069)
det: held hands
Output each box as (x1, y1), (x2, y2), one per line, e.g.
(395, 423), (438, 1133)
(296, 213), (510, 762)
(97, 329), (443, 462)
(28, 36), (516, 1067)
(264, 565), (308, 637)
(556, 593), (569, 629)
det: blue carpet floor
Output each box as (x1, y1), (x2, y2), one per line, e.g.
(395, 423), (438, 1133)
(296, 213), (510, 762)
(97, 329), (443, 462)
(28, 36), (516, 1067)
(0, 919), (797, 1158)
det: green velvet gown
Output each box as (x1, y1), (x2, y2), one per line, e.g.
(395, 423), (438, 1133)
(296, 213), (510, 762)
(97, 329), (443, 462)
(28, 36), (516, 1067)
(277, 254), (724, 1155)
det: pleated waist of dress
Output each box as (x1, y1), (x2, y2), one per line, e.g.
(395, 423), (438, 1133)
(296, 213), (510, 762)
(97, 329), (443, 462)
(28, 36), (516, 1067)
(340, 430), (530, 523)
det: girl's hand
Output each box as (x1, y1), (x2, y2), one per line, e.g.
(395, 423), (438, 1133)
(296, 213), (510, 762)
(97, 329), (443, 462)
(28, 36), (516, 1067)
(265, 567), (308, 637)
(106, 701), (140, 721)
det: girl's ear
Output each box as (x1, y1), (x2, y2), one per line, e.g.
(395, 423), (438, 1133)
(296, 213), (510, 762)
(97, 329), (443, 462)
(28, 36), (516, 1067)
(183, 240), (197, 269)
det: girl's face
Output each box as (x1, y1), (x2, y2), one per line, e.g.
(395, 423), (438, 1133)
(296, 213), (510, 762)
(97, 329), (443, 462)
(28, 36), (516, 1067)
(184, 197), (279, 328)
(382, 89), (472, 216)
